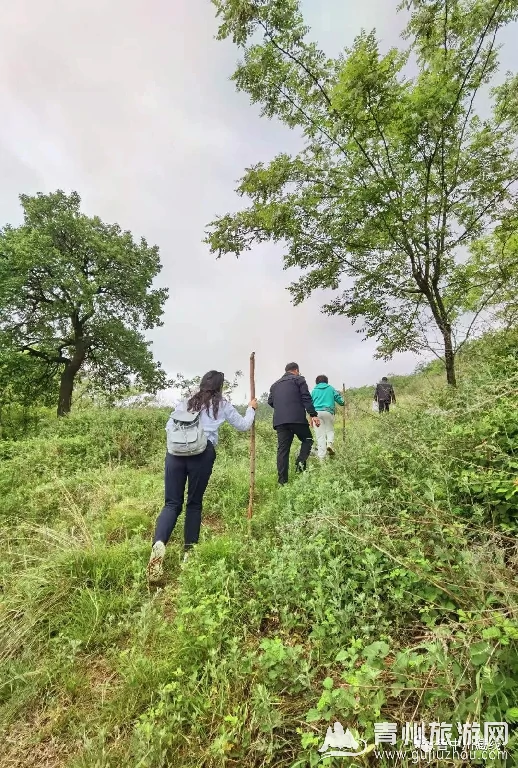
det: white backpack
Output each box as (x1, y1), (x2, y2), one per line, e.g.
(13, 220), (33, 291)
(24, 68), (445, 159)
(165, 409), (207, 456)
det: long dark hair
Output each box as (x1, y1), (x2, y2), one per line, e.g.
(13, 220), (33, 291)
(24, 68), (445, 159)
(187, 370), (225, 418)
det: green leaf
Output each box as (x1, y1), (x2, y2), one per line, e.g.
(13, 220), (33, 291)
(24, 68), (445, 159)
(505, 708), (518, 723)
(470, 641), (492, 666)
(363, 641), (390, 661)
(481, 626), (501, 640)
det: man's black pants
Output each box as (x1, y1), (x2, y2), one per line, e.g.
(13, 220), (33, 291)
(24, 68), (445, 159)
(378, 400), (390, 413)
(275, 422), (314, 485)
(153, 442), (216, 550)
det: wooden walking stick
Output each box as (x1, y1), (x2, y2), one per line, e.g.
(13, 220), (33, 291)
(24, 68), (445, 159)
(342, 382), (346, 443)
(247, 352), (256, 520)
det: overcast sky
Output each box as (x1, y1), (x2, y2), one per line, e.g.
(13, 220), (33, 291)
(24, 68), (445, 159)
(0, 0), (516, 402)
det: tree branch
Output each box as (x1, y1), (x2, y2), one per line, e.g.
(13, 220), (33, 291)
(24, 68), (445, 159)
(447, 0), (505, 121)
(451, 27), (499, 191)
(259, 20), (334, 109)
(22, 346), (69, 364)
(453, 179), (517, 249)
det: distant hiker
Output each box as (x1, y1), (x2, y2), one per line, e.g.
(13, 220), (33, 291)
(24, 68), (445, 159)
(147, 370), (257, 581)
(268, 362), (320, 485)
(310, 375), (345, 459)
(374, 376), (396, 413)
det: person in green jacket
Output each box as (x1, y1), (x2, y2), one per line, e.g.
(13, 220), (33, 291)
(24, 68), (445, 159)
(310, 375), (345, 458)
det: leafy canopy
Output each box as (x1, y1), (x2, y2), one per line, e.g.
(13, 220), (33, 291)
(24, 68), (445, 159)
(462, 213), (518, 328)
(0, 191), (169, 412)
(206, 0), (518, 384)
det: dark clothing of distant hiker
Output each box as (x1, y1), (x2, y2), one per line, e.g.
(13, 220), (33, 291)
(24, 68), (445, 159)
(374, 378), (396, 413)
(268, 364), (318, 484)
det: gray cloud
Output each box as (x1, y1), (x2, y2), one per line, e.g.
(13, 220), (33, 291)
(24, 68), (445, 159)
(0, 1), (514, 402)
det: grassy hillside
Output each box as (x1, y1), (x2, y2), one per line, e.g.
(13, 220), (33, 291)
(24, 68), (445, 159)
(1, 331), (518, 767)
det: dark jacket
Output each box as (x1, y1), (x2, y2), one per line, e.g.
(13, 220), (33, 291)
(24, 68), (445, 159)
(374, 381), (396, 403)
(268, 373), (317, 427)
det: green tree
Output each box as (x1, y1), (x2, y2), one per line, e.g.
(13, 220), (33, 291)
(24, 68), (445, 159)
(460, 215), (518, 329)
(0, 349), (59, 409)
(0, 191), (169, 416)
(206, 0), (518, 386)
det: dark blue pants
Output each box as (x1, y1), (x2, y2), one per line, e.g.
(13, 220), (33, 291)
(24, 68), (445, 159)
(153, 442), (216, 550)
(275, 422), (314, 485)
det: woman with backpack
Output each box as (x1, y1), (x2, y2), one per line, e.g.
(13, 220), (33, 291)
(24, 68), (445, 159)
(147, 370), (257, 581)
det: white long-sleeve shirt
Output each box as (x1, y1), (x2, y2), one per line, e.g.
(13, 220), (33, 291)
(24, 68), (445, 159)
(167, 399), (255, 447)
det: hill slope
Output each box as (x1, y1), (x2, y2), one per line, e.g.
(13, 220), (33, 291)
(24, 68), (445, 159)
(1, 331), (518, 767)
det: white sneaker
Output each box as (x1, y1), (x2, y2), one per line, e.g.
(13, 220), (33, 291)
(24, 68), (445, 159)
(181, 550), (192, 567)
(147, 541), (166, 582)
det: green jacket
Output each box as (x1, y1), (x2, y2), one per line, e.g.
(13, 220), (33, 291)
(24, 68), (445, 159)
(310, 383), (345, 415)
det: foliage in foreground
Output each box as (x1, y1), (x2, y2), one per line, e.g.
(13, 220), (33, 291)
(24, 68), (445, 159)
(1, 331), (518, 767)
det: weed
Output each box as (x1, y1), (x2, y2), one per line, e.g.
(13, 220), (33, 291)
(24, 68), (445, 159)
(1, 332), (518, 766)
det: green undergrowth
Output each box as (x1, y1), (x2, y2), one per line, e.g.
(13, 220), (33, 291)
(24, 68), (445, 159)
(1, 331), (518, 767)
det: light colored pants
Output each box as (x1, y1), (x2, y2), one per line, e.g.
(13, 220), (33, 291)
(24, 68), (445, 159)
(314, 411), (335, 458)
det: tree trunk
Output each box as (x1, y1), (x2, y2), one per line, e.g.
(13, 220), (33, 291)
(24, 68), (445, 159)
(57, 365), (76, 416)
(57, 355), (84, 416)
(425, 283), (457, 387)
(442, 327), (457, 387)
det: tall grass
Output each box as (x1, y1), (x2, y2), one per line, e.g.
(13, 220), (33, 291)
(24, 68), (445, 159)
(1, 333), (518, 767)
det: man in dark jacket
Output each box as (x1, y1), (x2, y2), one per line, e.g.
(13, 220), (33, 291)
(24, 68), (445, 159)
(268, 362), (320, 484)
(374, 377), (396, 413)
